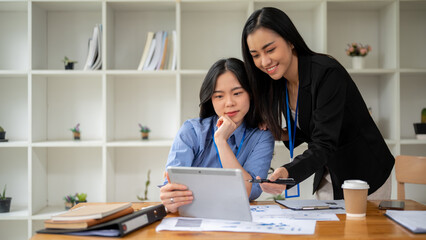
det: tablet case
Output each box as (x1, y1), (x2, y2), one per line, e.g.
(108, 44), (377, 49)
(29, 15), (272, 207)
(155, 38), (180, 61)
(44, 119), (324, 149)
(37, 204), (167, 237)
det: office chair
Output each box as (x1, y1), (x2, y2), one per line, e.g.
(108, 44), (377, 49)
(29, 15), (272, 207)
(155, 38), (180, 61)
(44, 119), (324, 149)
(395, 155), (426, 200)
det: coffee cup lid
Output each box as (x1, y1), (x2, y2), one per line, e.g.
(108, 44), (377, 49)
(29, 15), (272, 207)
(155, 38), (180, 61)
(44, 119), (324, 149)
(341, 180), (369, 189)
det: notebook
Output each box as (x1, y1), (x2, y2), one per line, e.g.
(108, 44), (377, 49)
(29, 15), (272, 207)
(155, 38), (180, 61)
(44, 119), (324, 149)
(167, 166), (252, 221)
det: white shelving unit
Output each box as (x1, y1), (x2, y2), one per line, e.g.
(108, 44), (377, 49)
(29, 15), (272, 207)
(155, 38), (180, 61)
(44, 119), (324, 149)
(0, 0), (425, 239)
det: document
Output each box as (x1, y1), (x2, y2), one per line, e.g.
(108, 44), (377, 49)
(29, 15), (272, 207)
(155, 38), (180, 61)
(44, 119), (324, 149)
(251, 205), (339, 222)
(156, 217), (316, 235)
(385, 210), (426, 233)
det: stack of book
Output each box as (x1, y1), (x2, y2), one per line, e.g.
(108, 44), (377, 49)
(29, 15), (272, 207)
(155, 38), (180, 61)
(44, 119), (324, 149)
(84, 24), (102, 70)
(137, 30), (177, 71)
(39, 202), (167, 237)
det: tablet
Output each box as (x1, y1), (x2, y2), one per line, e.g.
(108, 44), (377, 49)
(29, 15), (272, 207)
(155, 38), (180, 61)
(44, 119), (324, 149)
(167, 166), (252, 221)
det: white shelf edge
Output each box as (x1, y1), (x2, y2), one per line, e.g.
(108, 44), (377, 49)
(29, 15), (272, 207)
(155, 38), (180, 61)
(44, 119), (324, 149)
(31, 206), (67, 220)
(0, 70), (28, 77)
(400, 139), (426, 145)
(347, 68), (396, 75)
(31, 140), (103, 147)
(0, 141), (29, 147)
(105, 70), (177, 76)
(106, 139), (173, 147)
(0, 206), (29, 220)
(31, 70), (103, 77)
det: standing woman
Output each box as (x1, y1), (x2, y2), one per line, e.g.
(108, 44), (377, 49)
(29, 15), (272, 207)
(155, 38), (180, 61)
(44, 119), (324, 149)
(241, 7), (394, 200)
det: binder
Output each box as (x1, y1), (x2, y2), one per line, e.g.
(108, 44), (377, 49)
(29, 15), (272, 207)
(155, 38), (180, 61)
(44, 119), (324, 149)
(37, 204), (167, 237)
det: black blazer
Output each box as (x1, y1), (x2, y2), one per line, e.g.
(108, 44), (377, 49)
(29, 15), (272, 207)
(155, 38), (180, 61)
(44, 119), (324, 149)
(283, 54), (394, 200)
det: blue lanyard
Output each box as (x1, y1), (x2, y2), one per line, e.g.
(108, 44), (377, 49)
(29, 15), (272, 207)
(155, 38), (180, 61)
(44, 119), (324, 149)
(211, 126), (246, 168)
(285, 82), (299, 161)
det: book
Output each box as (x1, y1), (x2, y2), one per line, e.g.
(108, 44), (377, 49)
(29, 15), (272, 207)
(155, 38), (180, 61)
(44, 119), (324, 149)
(142, 37), (157, 70)
(90, 24), (102, 70)
(37, 204), (167, 237)
(385, 210), (426, 233)
(44, 206), (134, 229)
(146, 30), (164, 71)
(137, 31), (154, 70)
(51, 202), (132, 221)
(83, 24), (100, 70)
(159, 32), (169, 70)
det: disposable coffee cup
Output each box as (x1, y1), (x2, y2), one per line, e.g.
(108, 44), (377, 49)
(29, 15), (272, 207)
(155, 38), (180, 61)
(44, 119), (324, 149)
(341, 180), (369, 218)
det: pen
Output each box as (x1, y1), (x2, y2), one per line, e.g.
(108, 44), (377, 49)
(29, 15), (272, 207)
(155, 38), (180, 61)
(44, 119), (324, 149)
(248, 178), (296, 185)
(301, 206), (330, 210)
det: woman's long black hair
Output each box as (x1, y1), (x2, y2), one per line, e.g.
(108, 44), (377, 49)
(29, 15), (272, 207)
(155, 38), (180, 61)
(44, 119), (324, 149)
(241, 7), (316, 139)
(199, 58), (258, 128)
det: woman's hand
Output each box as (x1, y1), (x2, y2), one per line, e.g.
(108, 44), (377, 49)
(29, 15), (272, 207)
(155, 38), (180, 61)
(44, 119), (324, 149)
(214, 115), (237, 143)
(281, 128), (289, 141)
(257, 167), (289, 195)
(160, 173), (193, 213)
(258, 122), (268, 130)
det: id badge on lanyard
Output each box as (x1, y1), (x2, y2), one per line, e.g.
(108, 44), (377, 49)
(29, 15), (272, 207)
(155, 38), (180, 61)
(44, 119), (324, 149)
(285, 83), (300, 198)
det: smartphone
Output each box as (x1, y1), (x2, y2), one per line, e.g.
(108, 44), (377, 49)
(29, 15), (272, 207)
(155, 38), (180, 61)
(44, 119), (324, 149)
(378, 200), (405, 210)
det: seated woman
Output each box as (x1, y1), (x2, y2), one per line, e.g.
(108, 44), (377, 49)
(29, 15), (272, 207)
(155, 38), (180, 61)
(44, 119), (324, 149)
(160, 58), (274, 213)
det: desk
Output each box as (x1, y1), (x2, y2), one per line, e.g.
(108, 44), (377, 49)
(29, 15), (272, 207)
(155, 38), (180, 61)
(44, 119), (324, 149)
(32, 200), (426, 240)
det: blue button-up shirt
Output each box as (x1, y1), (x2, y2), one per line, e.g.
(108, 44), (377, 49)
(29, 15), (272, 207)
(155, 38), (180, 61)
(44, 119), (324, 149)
(165, 115), (274, 200)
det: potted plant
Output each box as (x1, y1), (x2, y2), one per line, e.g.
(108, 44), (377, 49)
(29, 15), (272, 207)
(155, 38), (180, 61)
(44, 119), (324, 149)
(0, 185), (12, 213)
(137, 170), (151, 201)
(63, 194), (76, 210)
(75, 193), (87, 205)
(139, 123), (150, 140)
(0, 126), (6, 142)
(346, 43), (372, 69)
(70, 123), (81, 140)
(413, 108), (426, 140)
(62, 56), (77, 70)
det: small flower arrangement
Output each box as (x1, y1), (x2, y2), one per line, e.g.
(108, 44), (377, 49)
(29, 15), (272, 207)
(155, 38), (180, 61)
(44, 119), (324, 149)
(139, 123), (150, 140)
(346, 43), (372, 57)
(138, 123), (150, 133)
(70, 123), (80, 133)
(63, 194), (76, 210)
(70, 123), (81, 140)
(62, 56), (77, 70)
(75, 193), (87, 203)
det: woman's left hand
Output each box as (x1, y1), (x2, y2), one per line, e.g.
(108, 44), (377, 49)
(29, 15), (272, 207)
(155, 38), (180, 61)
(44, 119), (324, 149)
(214, 115), (237, 143)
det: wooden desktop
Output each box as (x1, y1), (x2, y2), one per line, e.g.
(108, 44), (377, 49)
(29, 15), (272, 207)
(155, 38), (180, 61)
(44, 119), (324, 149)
(32, 200), (426, 240)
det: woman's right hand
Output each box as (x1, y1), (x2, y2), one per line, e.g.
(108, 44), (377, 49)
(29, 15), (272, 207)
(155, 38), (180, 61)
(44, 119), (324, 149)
(159, 172), (194, 213)
(257, 167), (289, 195)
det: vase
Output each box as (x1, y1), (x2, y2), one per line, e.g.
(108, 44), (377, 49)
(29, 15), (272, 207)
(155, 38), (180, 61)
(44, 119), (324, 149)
(65, 62), (74, 70)
(352, 56), (364, 69)
(0, 197), (11, 213)
(64, 202), (75, 210)
(73, 132), (80, 140)
(141, 132), (149, 140)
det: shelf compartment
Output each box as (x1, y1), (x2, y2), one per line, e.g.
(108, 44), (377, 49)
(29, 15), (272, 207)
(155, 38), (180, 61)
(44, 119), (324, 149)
(32, 75), (103, 142)
(106, 1), (176, 70)
(0, 2), (28, 71)
(106, 147), (169, 202)
(31, 147), (103, 215)
(0, 220), (27, 240)
(254, 1), (326, 53)
(327, 0), (397, 70)
(106, 75), (178, 141)
(181, 1), (248, 70)
(180, 74), (204, 125)
(106, 140), (173, 147)
(0, 76), (28, 141)
(31, 1), (102, 70)
(349, 72), (398, 140)
(400, 0), (426, 69)
(400, 72), (426, 140)
(0, 148), (28, 214)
